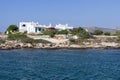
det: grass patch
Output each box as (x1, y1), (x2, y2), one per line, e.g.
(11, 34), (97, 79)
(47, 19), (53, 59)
(8, 33), (51, 43)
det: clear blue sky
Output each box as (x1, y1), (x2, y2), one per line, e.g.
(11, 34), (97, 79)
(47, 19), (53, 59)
(0, 0), (120, 32)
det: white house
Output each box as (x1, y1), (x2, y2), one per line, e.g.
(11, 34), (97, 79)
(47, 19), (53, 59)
(55, 24), (73, 30)
(19, 22), (73, 33)
(19, 22), (50, 33)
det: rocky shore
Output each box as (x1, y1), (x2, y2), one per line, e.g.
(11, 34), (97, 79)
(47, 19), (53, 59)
(0, 34), (120, 50)
(0, 40), (120, 50)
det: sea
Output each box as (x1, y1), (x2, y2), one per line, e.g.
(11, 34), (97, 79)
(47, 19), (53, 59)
(0, 49), (120, 80)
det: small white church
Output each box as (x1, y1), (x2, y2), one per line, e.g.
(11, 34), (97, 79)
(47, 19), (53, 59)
(19, 22), (73, 33)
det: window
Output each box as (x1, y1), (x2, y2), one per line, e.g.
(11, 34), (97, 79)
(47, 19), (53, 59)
(22, 24), (26, 27)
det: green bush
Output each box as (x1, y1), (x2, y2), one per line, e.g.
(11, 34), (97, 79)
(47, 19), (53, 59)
(71, 27), (91, 39)
(0, 39), (5, 43)
(8, 33), (51, 43)
(8, 33), (27, 40)
(93, 30), (103, 35)
(80, 31), (91, 39)
(42, 30), (55, 37)
(71, 27), (84, 35)
(104, 32), (111, 36)
(57, 30), (69, 35)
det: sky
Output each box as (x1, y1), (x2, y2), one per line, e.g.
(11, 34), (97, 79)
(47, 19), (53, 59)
(0, 0), (120, 32)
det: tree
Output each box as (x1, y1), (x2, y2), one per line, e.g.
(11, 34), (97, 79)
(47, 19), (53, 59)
(71, 27), (91, 39)
(93, 30), (103, 35)
(71, 27), (85, 35)
(6, 25), (18, 34)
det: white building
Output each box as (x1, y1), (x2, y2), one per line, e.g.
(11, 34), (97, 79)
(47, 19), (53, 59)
(19, 22), (73, 33)
(19, 22), (50, 33)
(55, 24), (73, 30)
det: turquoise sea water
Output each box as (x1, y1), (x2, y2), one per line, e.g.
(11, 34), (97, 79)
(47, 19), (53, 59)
(0, 49), (120, 80)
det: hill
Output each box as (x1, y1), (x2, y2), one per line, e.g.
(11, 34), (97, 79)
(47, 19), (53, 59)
(84, 26), (117, 34)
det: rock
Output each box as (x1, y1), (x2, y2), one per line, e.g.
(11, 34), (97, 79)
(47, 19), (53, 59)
(27, 43), (33, 48)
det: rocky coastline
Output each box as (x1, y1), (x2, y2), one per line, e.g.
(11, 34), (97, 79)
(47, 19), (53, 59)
(0, 40), (120, 50)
